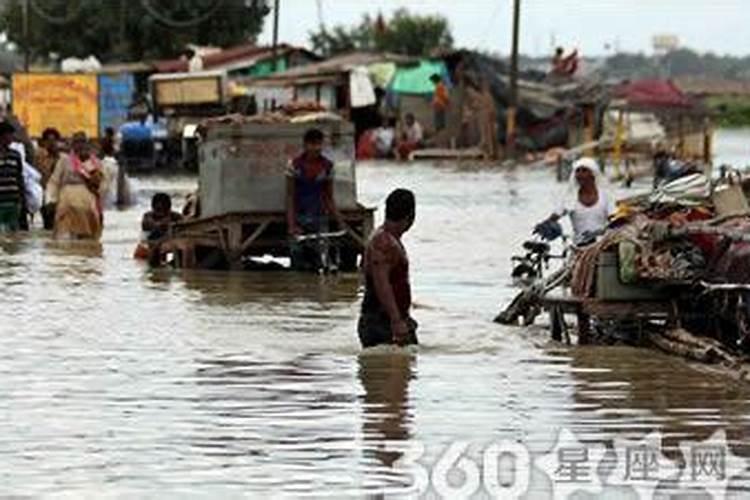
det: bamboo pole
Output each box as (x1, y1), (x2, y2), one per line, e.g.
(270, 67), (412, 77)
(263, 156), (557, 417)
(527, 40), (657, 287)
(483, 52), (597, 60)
(505, 0), (521, 159)
(271, 0), (280, 72)
(612, 109), (625, 178)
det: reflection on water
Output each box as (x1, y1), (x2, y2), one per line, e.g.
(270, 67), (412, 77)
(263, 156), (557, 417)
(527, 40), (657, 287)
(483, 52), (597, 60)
(176, 270), (361, 306)
(3, 135), (750, 497)
(359, 350), (415, 466)
(715, 128), (750, 168)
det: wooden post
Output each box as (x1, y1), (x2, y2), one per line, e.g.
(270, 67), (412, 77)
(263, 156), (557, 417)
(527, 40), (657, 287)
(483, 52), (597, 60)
(612, 109), (625, 178)
(227, 222), (243, 271)
(703, 117), (713, 173)
(505, 0), (521, 159)
(271, 0), (280, 72)
(577, 312), (591, 345)
(22, 0), (30, 72)
(677, 114), (686, 158)
(583, 105), (595, 157)
(116, 159), (127, 206)
(180, 242), (196, 269)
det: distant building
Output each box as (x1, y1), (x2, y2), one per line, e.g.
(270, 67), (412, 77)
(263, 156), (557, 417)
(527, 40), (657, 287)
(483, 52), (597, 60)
(652, 34), (680, 56)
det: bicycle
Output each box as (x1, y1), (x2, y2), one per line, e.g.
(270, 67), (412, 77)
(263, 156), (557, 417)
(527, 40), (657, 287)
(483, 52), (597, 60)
(293, 230), (348, 274)
(510, 236), (570, 286)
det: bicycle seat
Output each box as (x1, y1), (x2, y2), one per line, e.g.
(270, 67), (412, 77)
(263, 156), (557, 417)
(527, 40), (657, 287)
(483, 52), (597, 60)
(523, 241), (550, 254)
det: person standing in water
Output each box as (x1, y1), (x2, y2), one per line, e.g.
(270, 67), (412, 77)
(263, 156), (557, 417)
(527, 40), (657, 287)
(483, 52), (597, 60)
(36, 127), (63, 229)
(0, 121), (25, 232)
(430, 74), (450, 132)
(539, 157), (614, 245)
(46, 132), (106, 240)
(286, 128), (344, 270)
(358, 189), (418, 348)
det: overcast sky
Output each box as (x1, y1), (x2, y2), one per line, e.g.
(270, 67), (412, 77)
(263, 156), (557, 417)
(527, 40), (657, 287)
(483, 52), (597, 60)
(260, 0), (749, 57)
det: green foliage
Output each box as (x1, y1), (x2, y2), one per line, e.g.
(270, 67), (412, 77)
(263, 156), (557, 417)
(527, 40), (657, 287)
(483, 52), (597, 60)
(309, 8), (453, 58)
(0, 0), (270, 63)
(706, 96), (750, 128)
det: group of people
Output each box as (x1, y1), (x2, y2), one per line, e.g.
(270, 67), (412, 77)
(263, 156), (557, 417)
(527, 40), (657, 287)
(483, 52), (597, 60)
(358, 113), (425, 161)
(290, 136), (617, 351)
(285, 122), (617, 350)
(0, 119), (123, 241)
(355, 72), (451, 162)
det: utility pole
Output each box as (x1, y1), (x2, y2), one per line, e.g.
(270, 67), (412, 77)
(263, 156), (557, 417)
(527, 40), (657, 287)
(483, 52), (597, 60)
(119, 0), (127, 61)
(506, 0), (521, 159)
(271, 0), (280, 72)
(22, 0), (30, 72)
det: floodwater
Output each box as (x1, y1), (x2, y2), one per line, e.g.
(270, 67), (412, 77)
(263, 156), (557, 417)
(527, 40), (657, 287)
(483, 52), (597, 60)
(715, 128), (750, 169)
(2, 132), (750, 498)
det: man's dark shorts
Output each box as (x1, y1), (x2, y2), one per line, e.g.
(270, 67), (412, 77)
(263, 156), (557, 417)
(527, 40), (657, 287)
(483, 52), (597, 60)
(358, 313), (418, 348)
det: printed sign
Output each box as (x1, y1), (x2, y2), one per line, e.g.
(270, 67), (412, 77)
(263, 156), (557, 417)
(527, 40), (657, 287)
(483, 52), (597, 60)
(13, 74), (99, 138)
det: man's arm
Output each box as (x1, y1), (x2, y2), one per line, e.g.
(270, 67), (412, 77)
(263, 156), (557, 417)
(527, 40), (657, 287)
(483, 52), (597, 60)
(142, 212), (157, 232)
(322, 177), (344, 227)
(285, 175), (300, 235)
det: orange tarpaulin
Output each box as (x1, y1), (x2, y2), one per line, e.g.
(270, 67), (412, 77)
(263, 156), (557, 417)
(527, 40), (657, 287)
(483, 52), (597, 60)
(12, 74), (99, 138)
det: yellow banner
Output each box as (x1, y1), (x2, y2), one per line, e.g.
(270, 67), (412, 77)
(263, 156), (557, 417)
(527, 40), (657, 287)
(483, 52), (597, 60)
(12, 74), (99, 138)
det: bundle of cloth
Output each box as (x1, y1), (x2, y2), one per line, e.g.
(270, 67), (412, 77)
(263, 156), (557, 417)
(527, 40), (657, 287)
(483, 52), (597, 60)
(10, 142), (43, 215)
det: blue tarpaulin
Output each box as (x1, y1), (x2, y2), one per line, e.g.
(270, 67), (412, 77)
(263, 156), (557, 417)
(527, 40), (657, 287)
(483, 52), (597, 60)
(98, 73), (135, 137)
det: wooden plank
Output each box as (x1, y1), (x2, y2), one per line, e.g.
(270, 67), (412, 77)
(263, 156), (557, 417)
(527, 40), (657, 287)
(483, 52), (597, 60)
(410, 147), (485, 161)
(582, 300), (673, 318)
(174, 207), (376, 232)
(238, 221), (271, 255)
(161, 236), (220, 249)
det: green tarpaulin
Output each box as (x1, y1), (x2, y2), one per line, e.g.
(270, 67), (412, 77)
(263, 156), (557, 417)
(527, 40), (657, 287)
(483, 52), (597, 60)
(389, 60), (448, 95)
(228, 58), (288, 78)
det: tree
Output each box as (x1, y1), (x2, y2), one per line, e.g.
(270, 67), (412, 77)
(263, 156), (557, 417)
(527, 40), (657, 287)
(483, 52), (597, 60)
(309, 8), (453, 58)
(604, 48), (750, 81)
(0, 0), (270, 63)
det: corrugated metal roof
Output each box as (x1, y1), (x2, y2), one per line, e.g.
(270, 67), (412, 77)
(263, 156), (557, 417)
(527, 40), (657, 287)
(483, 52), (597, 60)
(249, 51), (418, 82)
(153, 44), (317, 73)
(98, 62), (154, 74)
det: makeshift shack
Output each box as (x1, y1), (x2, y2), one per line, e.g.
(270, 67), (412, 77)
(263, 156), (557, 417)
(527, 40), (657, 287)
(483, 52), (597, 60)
(239, 52), (418, 141)
(439, 50), (609, 154)
(604, 79), (714, 173)
(383, 59), (451, 136)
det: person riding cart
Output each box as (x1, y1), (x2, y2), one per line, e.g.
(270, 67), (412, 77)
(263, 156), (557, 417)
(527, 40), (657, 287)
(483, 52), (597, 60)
(285, 128), (345, 272)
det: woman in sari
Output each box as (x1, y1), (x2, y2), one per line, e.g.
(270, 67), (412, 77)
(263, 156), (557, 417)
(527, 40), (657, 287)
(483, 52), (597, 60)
(46, 132), (106, 240)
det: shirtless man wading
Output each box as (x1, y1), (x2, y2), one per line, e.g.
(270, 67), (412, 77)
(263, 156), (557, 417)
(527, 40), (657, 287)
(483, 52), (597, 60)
(358, 189), (418, 348)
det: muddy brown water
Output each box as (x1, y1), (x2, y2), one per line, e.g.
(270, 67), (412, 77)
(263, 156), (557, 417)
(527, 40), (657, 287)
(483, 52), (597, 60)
(3, 134), (750, 497)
